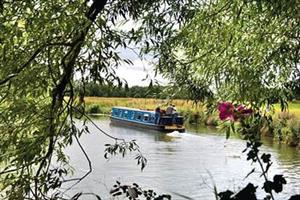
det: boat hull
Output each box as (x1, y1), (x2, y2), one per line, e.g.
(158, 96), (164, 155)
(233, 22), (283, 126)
(110, 116), (185, 133)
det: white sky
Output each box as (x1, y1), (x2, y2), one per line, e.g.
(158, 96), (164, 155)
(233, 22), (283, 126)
(115, 58), (168, 87)
(75, 20), (169, 87)
(112, 20), (169, 87)
(75, 47), (167, 86)
(115, 46), (168, 87)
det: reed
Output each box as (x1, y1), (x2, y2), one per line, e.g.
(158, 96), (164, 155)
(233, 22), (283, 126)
(85, 97), (300, 119)
(85, 97), (300, 145)
(274, 102), (300, 117)
(84, 97), (204, 113)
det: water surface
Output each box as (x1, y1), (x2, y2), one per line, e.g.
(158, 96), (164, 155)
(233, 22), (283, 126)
(64, 118), (300, 199)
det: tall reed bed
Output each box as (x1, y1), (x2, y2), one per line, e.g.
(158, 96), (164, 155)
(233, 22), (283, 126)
(274, 101), (300, 116)
(85, 97), (300, 145)
(84, 97), (206, 123)
(85, 97), (300, 119)
(85, 97), (204, 112)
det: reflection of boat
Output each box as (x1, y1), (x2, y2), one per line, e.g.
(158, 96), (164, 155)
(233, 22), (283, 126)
(110, 107), (185, 133)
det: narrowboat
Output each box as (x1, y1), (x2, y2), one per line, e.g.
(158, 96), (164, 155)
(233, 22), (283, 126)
(110, 107), (185, 133)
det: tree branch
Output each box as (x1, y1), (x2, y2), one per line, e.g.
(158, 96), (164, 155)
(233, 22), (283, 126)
(0, 42), (73, 86)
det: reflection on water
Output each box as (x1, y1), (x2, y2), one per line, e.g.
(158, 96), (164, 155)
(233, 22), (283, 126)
(64, 118), (300, 199)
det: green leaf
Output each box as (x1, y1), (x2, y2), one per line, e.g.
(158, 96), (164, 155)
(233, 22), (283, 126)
(226, 126), (231, 139)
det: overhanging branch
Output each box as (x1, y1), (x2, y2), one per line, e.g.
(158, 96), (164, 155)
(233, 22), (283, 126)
(0, 42), (73, 86)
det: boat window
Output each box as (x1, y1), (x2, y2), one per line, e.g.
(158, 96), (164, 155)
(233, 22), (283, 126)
(128, 111), (132, 119)
(143, 114), (149, 121)
(124, 111), (128, 118)
(150, 116), (155, 122)
(112, 109), (119, 116)
(137, 114), (142, 120)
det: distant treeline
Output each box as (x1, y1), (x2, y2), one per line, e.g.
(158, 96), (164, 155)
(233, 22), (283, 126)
(76, 81), (300, 100)
(75, 82), (190, 99)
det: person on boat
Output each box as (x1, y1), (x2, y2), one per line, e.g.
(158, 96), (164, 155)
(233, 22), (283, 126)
(155, 106), (161, 124)
(166, 104), (173, 115)
(172, 104), (177, 113)
(171, 104), (178, 123)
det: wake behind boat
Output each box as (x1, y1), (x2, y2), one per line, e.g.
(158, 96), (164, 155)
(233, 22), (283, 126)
(110, 106), (185, 133)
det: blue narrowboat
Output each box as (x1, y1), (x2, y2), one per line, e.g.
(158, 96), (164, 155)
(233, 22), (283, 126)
(110, 107), (185, 132)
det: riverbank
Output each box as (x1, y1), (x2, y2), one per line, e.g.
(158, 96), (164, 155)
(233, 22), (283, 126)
(85, 97), (300, 119)
(84, 97), (300, 146)
(84, 97), (205, 115)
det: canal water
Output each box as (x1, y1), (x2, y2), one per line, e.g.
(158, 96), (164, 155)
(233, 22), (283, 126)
(64, 118), (300, 199)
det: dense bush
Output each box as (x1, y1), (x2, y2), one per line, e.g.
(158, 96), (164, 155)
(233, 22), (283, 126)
(87, 104), (101, 114)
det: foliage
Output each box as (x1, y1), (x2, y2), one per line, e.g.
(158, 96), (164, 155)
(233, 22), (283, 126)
(110, 181), (171, 200)
(86, 104), (101, 114)
(218, 183), (257, 200)
(1, 0), (300, 199)
(0, 0), (201, 199)
(104, 140), (147, 171)
(270, 115), (300, 146)
(286, 71), (300, 100)
(75, 81), (195, 99)
(84, 97), (206, 114)
(216, 102), (300, 199)
(157, 0), (300, 109)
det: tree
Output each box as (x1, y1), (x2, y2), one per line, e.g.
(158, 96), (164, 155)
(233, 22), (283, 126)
(157, 0), (300, 108)
(286, 70), (300, 100)
(152, 1), (300, 199)
(0, 0), (200, 199)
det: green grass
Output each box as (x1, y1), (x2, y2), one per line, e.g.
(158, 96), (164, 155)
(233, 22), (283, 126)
(84, 97), (300, 121)
(84, 97), (300, 145)
(84, 97), (205, 113)
(274, 102), (300, 119)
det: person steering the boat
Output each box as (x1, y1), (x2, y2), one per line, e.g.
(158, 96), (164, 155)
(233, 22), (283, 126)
(172, 104), (178, 123)
(155, 107), (161, 124)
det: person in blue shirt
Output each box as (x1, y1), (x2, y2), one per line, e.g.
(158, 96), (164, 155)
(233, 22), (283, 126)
(155, 107), (161, 124)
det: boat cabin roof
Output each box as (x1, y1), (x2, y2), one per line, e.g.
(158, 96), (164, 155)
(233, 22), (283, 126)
(112, 106), (155, 114)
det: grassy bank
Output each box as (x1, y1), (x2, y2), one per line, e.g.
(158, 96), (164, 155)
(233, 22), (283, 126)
(85, 96), (204, 114)
(274, 101), (300, 116)
(85, 97), (300, 146)
(85, 97), (207, 124)
(85, 97), (300, 119)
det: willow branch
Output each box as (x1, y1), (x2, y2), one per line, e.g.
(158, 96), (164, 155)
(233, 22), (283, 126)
(61, 134), (92, 192)
(0, 42), (73, 86)
(256, 154), (275, 200)
(71, 105), (125, 142)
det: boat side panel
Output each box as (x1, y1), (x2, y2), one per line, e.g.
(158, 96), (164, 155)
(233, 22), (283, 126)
(112, 108), (157, 125)
(110, 117), (165, 131)
(110, 117), (185, 132)
(111, 116), (158, 126)
(111, 107), (185, 132)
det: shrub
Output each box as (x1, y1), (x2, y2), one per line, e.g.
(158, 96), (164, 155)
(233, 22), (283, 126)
(278, 111), (295, 120)
(87, 104), (101, 114)
(205, 115), (219, 126)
